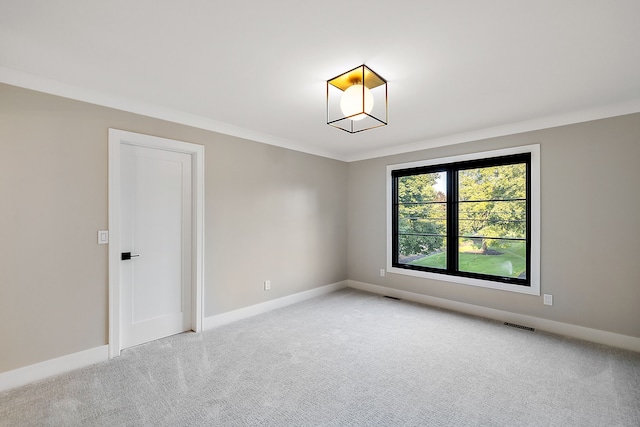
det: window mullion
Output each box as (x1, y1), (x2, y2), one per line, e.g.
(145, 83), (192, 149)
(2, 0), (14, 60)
(391, 174), (399, 266)
(447, 166), (458, 273)
(526, 161), (532, 280)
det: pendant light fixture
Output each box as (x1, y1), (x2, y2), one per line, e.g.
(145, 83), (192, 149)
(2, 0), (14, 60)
(327, 64), (387, 133)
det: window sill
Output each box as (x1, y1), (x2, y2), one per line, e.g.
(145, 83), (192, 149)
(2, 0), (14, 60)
(386, 265), (540, 295)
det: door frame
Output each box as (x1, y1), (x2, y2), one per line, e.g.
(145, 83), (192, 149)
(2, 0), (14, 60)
(108, 129), (205, 358)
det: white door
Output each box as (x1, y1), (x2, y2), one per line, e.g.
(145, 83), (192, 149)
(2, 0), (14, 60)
(120, 143), (192, 349)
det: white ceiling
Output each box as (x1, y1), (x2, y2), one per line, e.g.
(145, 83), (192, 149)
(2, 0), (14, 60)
(2, 0), (640, 161)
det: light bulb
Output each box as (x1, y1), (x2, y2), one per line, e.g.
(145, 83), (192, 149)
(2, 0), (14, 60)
(340, 84), (374, 121)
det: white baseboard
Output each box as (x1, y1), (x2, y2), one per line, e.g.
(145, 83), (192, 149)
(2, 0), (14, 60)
(5, 279), (633, 393)
(0, 345), (109, 392)
(204, 281), (347, 330)
(347, 280), (640, 353)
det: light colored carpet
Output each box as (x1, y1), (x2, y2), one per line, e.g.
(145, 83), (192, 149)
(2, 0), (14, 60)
(1, 288), (639, 426)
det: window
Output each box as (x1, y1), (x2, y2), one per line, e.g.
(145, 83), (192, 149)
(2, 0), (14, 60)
(387, 145), (540, 295)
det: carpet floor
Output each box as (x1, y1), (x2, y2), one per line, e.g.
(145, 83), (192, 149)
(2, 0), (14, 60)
(1, 288), (639, 426)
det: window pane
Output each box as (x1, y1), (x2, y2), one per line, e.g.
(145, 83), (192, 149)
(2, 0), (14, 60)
(396, 171), (447, 268)
(397, 172), (447, 204)
(458, 238), (527, 279)
(398, 235), (447, 269)
(458, 200), (526, 239)
(398, 210), (446, 234)
(458, 164), (526, 202)
(457, 162), (527, 280)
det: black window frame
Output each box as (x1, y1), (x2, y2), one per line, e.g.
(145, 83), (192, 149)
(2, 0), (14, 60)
(391, 153), (531, 287)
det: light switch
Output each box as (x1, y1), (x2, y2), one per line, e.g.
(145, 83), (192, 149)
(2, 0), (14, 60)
(98, 230), (109, 245)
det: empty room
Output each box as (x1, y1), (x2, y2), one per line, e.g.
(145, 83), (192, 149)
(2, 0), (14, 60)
(1, 1), (639, 426)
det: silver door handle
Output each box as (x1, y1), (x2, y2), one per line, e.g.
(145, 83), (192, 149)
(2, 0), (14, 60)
(121, 252), (140, 260)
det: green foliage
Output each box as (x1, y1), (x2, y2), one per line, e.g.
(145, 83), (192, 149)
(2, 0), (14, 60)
(397, 173), (446, 257)
(458, 164), (526, 244)
(396, 163), (527, 265)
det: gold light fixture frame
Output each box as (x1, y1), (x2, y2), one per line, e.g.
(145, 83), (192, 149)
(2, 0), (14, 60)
(327, 64), (388, 133)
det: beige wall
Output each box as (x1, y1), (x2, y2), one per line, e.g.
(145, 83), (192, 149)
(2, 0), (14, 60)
(0, 84), (348, 373)
(348, 113), (640, 338)
(2, 81), (639, 375)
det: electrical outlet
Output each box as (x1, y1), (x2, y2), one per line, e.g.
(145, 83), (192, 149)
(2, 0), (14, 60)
(264, 280), (271, 291)
(380, 269), (386, 277)
(543, 294), (553, 306)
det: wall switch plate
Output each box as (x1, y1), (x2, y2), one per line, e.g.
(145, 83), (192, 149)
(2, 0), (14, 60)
(98, 230), (109, 245)
(380, 269), (385, 277)
(264, 280), (271, 291)
(543, 294), (553, 306)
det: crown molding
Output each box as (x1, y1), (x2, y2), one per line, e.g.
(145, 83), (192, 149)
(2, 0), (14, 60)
(3, 66), (639, 164)
(345, 98), (640, 162)
(0, 66), (344, 161)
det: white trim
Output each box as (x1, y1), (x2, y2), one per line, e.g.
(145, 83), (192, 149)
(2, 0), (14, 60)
(3, 66), (640, 164)
(345, 98), (640, 162)
(3, 282), (637, 392)
(0, 345), (108, 392)
(347, 280), (640, 353)
(108, 129), (205, 358)
(108, 136), (121, 358)
(0, 282), (343, 391)
(386, 144), (541, 296)
(0, 66), (342, 161)
(204, 281), (347, 330)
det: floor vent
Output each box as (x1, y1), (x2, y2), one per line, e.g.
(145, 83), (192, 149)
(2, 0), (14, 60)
(384, 296), (401, 300)
(504, 322), (535, 332)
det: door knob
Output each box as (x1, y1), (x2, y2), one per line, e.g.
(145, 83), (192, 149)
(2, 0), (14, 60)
(121, 252), (140, 260)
